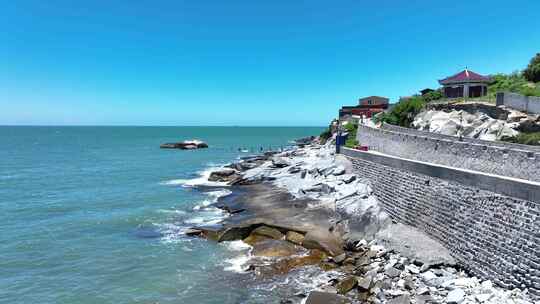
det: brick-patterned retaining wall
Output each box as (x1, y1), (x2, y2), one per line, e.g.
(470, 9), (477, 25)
(356, 125), (540, 182)
(341, 148), (540, 296)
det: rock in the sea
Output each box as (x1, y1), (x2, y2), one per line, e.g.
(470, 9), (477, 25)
(252, 239), (302, 257)
(285, 231), (305, 245)
(217, 224), (255, 242)
(305, 291), (350, 304)
(302, 229), (344, 257)
(160, 139), (208, 149)
(251, 226), (284, 240)
(336, 276), (358, 294)
(184, 228), (203, 237)
(208, 169), (239, 182)
(193, 225), (223, 241)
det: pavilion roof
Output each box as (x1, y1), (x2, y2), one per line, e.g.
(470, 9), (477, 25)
(438, 69), (490, 85)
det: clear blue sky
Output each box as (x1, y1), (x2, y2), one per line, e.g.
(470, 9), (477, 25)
(1, 0), (539, 126)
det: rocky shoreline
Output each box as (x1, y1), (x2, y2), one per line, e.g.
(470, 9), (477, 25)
(184, 139), (536, 304)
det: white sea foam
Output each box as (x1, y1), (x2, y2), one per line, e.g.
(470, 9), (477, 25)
(157, 209), (187, 215)
(160, 165), (230, 187)
(207, 189), (232, 199)
(224, 240), (252, 251)
(155, 222), (191, 244)
(184, 207), (226, 225)
(222, 241), (252, 273)
(223, 255), (251, 273)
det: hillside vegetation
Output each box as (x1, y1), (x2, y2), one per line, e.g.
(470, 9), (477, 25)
(376, 53), (540, 128)
(376, 96), (426, 127)
(488, 73), (540, 98)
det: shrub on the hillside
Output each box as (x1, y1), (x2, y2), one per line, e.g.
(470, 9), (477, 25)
(343, 123), (358, 148)
(422, 90), (443, 102)
(501, 132), (540, 146)
(380, 96), (426, 127)
(523, 53), (540, 83)
(488, 73), (540, 97)
(319, 128), (332, 144)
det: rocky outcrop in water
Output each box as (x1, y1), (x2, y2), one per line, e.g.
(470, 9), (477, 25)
(160, 139), (208, 149)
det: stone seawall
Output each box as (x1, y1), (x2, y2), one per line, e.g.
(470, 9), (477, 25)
(381, 123), (540, 153)
(341, 148), (540, 296)
(356, 124), (540, 182)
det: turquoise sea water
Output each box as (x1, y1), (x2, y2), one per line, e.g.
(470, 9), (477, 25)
(0, 126), (323, 304)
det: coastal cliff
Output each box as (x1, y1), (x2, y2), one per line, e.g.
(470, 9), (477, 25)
(183, 138), (536, 304)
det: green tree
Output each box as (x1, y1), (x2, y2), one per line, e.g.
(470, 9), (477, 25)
(379, 96), (426, 127)
(523, 53), (540, 83)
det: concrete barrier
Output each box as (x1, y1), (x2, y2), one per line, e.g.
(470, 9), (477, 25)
(497, 92), (540, 114)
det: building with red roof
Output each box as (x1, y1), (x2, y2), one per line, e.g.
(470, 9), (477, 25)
(339, 96), (389, 120)
(438, 69), (491, 98)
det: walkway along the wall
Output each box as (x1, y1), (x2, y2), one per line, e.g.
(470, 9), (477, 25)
(340, 147), (540, 296)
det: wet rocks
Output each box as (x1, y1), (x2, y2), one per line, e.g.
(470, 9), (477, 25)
(252, 239), (302, 257)
(253, 249), (326, 276)
(216, 224), (255, 242)
(208, 169), (240, 182)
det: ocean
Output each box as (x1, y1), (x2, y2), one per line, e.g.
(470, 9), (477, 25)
(0, 126), (324, 304)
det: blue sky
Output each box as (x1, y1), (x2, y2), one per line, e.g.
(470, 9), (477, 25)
(1, 0), (539, 126)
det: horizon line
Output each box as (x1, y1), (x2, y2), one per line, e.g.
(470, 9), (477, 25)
(0, 124), (327, 128)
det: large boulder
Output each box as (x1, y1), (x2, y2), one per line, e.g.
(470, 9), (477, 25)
(251, 239), (303, 257)
(302, 229), (344, 257)
(251, 226), (284, 240)
(305, 291), (350, 304)
(251, 249), (326, 276)
(217, 225), (255, 242)
(208, 169), (240, 182)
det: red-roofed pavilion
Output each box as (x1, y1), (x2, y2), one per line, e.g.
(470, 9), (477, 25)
(438, 69), (490, 98)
